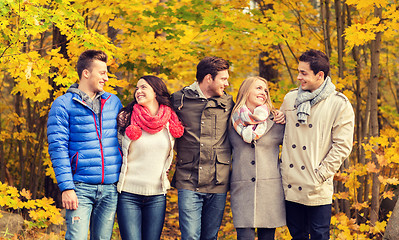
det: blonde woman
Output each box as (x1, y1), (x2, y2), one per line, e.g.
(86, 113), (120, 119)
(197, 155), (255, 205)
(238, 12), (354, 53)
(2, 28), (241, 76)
(229, 76), (286, 240)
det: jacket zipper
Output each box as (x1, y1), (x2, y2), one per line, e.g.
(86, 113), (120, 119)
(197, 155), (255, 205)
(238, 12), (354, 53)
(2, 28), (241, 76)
(73, 96), (110, 184)
(99, 96), (111, 183)
(92, 112), (105, 183)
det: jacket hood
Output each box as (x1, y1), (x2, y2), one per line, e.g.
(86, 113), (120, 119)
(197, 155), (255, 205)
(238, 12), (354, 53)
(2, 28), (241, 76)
(177, 82), (232, 110)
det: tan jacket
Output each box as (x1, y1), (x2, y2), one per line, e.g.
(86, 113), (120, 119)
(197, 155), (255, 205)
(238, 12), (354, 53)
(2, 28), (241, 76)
(280, 89), (354, 206)
(171, 82), (234, 193)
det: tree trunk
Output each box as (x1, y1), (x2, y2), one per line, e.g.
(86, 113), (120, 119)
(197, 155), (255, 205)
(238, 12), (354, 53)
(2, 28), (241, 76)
(15, 92), (25, 189)
(256, 1), (279, 83)
(334, 0), (350, 217)
(30, 32), (47, 199)
(362, 44), (371, 207)
(107, 22), (119, 43)
(44, 24), (68, 207)
(0, 111), (4, 182)
(334, 0), (344, 78)
(369, 6), (383, 226)
(347, 4), (366, 219)
(278, 44), (294, 85)
(259, 51), (279, 83)
(352, 45), (368, 223)
(321, 0), (332, 57)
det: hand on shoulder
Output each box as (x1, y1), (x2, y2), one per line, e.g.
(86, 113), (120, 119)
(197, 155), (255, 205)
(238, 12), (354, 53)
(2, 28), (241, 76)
(273, 110), (286, 124)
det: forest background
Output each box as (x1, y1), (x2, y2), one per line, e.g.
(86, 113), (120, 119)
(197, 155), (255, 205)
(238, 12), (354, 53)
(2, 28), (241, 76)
(1, 0), (399, 239)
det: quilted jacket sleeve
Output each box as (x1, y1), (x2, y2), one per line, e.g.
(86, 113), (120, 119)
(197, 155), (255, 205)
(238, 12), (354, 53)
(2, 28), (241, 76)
(47, 96), (75, 192)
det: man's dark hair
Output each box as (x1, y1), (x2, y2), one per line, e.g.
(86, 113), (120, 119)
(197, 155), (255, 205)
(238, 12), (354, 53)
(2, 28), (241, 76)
(196, 56), (229, 83)
(76, 50), (108, 79)
(299, 49), (330, 80)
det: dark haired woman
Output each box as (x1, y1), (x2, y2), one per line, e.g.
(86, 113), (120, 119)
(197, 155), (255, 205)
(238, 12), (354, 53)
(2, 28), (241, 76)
(116, 75), (184, 240)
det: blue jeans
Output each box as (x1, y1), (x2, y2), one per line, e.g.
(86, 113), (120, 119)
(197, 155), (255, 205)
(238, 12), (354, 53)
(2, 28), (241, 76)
(117, 192), (166, 240)
(65, 183), (118, 240)
(236, 228), (275, 240)
(285, 201), (332, 240)
(178, 189), (227, 240)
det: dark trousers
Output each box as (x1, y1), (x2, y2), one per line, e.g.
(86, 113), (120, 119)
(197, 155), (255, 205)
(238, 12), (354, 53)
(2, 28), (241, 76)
(285, 201), (331, 240)
(236, 228), (275, 240)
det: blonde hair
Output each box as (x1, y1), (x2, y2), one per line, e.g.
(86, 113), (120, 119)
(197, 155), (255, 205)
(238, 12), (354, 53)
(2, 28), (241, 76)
(232, 76), (275, 114)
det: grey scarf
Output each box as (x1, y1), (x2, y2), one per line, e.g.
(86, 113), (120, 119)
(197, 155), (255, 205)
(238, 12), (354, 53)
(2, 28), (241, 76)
(295, 76), (335, 124)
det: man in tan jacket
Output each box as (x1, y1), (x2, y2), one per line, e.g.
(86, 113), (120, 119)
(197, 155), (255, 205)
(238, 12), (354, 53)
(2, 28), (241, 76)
(171, 56), (234, 240)
(280, 49), (354, 240)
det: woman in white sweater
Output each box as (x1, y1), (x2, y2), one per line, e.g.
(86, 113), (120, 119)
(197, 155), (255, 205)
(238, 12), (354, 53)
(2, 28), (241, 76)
(116, 75), (184, 240)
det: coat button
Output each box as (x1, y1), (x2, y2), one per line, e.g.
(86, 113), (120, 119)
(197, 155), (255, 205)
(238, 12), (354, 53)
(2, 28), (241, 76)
(301, 166), (305, 170)
(302, 146), (306, 150)
(288, 184), (292, 188)
(251, 177), (256, 182)
(251, 161), (255, 165)
(292, 144), (296, 148)
(296, 123), (300, 127)
(289, 164), (294, 168)
(309, 124), (313, 128)
(298, 186), (302, 191)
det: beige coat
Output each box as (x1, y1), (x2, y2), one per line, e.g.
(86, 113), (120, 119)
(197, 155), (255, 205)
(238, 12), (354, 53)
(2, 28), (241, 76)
(229, 119), (286, 228)
(280, 89), (354, 206)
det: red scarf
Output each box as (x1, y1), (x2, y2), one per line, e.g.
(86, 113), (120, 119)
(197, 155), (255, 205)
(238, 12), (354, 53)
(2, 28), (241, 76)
(125, 104), (184, 140)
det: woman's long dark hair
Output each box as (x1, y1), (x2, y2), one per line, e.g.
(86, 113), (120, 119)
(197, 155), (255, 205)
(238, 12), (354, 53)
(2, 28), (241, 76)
(117, 75), (172, 135)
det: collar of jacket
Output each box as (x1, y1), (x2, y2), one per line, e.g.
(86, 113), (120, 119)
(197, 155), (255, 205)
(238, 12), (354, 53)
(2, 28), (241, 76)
(70, 91), (111, 101)
(181, 85), (230, 109)
(67, 83), (109, 100)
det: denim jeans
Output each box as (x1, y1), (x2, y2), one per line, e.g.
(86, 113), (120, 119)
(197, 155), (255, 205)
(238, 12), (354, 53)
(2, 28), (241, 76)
(178, 189), (227, 240)
(65, 182), (118, 240)
(285, 201), (332, 240)
(236, 228), (276, 240)
(117, 192), (166, 240)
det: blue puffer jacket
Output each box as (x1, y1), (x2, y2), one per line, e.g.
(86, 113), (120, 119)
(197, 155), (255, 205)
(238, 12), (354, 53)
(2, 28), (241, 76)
(47, 90), (122, 192)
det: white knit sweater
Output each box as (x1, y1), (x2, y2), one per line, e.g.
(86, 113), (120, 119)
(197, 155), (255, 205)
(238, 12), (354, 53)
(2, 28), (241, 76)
(117, 127), (175, 195)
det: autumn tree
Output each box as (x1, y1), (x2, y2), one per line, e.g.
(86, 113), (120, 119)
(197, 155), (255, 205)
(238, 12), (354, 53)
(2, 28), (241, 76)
(1, 0), (399, 239)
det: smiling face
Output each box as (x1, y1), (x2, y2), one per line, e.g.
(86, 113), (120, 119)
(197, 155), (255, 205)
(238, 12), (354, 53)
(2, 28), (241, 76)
(297, 61), (324, 92)
(83, 59), (108, 96)
(135, 79), (157, 108)
(205, 69), (229, 98)
(246, 79), (268, 112)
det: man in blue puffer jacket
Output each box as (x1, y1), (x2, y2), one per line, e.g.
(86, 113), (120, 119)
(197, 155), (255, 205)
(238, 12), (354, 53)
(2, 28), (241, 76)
(47, 50), (122, 240)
